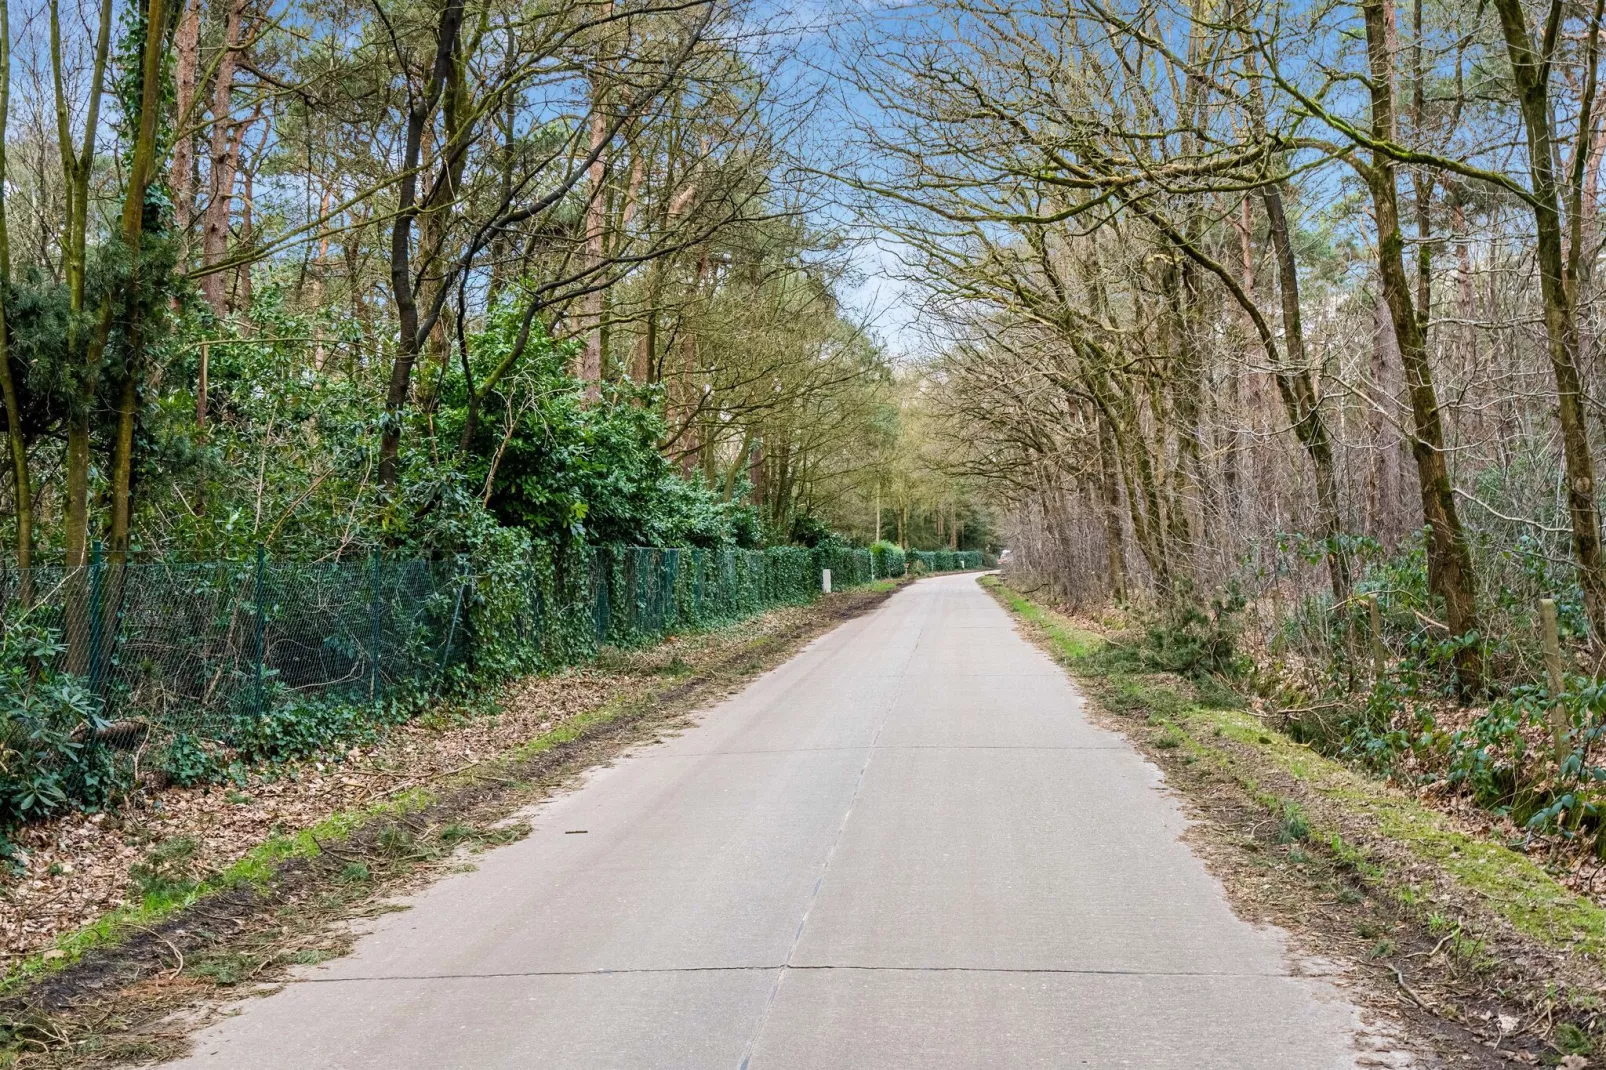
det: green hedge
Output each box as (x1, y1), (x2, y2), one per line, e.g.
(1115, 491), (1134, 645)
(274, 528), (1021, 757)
(870, 541), (906, 578)
(909, 550), (984, 572)
(815, 545), (875, 587)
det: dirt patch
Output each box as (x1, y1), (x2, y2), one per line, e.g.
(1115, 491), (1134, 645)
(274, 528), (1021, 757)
(0, 581), (902, 1068)
(987, 579), (1605, 1069)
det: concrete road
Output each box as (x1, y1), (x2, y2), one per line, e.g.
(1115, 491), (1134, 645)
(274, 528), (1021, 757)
(165, 574), (1378, 1069)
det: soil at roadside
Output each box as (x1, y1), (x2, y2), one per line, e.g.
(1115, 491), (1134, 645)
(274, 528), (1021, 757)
(1, 582), (902, 1068)
(988, 580), (1602, 1069)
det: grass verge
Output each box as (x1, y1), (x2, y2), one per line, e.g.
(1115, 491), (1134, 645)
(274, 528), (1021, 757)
(987, 576), (1606, 1064)
(1, 580), (905, 1068)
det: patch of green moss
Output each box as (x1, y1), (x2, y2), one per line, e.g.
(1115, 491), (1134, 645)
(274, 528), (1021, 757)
(989, 579), (1606, 960)
(0, 780), (453, 999)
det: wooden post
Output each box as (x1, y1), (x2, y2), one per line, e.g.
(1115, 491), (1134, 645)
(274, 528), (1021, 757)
(1540, 598), (1569, 764)
(1369, 596), (1386, 683)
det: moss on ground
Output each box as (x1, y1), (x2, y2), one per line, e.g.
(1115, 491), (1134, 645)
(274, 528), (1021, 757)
(984, 576), (1606, 960)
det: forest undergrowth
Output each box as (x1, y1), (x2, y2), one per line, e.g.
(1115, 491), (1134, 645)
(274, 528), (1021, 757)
(989, 574), (1606, 1066)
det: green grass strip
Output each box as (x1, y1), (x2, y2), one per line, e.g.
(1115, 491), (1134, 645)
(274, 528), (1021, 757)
(986, 578), (1606, 958)
(0, 679), (668, 998)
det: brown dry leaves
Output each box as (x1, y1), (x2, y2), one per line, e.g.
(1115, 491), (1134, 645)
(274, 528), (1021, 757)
(0, 597), (847, 971)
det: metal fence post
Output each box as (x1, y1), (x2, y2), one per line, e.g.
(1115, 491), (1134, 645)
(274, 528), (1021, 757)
(253, 544), (266, 719)
(435, 561), (468, 693)
(1368, 595), (1386, 683)
(1540, 598), (1569, 765)
(88, 540), (104, 710)
(369, 554), (381, 703)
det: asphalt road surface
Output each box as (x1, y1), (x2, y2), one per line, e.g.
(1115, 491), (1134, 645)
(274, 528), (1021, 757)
(165, 572), (1379, 1069)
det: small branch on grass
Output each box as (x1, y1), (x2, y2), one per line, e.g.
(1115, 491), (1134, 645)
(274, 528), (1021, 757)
(1376, 962), (1436, 1012)
(309, 834), (362, 863)
(135, 927), (184, 979)
(1407, 933), (1455, 961)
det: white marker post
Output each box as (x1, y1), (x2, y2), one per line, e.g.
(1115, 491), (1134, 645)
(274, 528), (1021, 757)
(821, 568), (832, 594)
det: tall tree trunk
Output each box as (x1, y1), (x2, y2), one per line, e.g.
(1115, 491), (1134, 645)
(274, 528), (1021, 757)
(1369, 297), (1409, 546)
(579, 80), (607, 393)
(169, 0), (200, 241)
(199, 0), (245, 315)
(1362, 0), (1482, 694)
(1091, 365), (1170, 595)
(234, 164), (254, 312)
(1168, 257), (1205, 564)
(487, 67), (516, 306)
(1096, 410), (1128, 602)
(1490, 0), (1606, 641)
(106, 0), (172, 565)
(377, 0), (467, 487)
(0, 0), (23, 587)
(56, 0), (115, 574)
(1260, 183), (1351, 603)
(310, 187), (332, 369)
(1222, 197), (1255, 526)
(1452, 197), (1476, 376)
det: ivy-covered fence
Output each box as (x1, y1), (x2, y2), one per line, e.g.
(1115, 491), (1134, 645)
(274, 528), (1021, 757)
(0, 544), (870, 739)
(0, 541), (991, 828)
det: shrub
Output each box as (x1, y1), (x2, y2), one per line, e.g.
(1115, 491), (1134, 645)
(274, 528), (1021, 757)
(162, 733), (224, 788)
(1142, 584), (1249, 681)
(870, 541), (906, 578)
(230, 693), (404, 765)
(0, 617), (110, 829)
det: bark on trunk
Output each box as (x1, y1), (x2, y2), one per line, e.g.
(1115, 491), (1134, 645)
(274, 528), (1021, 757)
(1261, 182), (1352, 603)
(1490, 0), (1606, 641)
(169, 0), (199, 239)
(1097, 412), (1127, 601)
(58, 0), (116, 572)
(199, 0), (245, 314)
(1362, 0), (1483, 694)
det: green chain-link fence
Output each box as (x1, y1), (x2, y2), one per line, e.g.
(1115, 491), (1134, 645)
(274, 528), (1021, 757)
(0, 550), (456, 742)
(0, 544), (920, 745)
(0, 541), (990, 826)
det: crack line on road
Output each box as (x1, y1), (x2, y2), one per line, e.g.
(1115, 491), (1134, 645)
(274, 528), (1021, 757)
(640, 744), (1128, 758)
(733, 592), (932, 1070)
(280, 964), (1296, 983)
